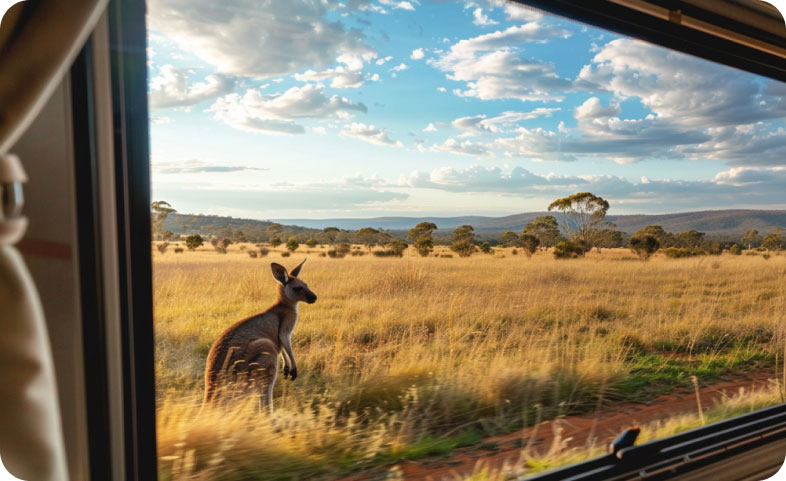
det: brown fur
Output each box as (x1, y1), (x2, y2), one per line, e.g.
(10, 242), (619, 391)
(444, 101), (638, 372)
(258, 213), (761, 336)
(203, 260), (316, 409)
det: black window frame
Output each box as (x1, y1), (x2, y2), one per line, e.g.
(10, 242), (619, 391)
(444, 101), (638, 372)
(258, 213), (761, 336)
(95, 1), (786, 479)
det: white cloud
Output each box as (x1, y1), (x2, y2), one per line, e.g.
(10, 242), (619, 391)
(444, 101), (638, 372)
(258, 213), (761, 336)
(379, 0), (416, 11)
(311, 126), (327, 134)
(153, 160), (268, 174)
(577, 38), (786, 128)
(410, 48), (425, 60)
(423, 123), (438, 132)
(293, 54), (380, 88)
(150, 116), (173, 124)
(472, 8), (498, 26)
(434, 23), (574, 102)
(405, 164), (786, 209)
(408, 165), (584, 192)
(209, 84), (367, 135)
(340, 122), (403, 147)
(392, 63), (408, 71)
(437, 87), (447, 92)
(503, 3), (543, 22)
(428, 138), (494, 157)
(451, 108), (560, 134)
(149, 65), (235, 109)
(375, 55), (393, 66)
(147, 0), (376, 79)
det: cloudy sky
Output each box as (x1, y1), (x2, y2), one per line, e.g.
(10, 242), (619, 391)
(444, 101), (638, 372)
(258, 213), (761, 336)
(147, 0), (786, 219)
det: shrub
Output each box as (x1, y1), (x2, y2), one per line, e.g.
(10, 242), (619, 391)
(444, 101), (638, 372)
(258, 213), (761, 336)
(327, 244), (351, 258)
(286, 237), (299, 252)
(450, 225), (476, 257)
(662, 247), (703, 258)
(413, 236), (434, 257)
(305, 238), (318, 248)
(248, 251), (258, 258)
(520, 234), (539, 257)
(214, 247), (227, 254)
(553, 240), (584, 259)
(281, 251), (291, 258)
(730, 244), (742, 255)
(258, 248), (269, 257)
(157, 242), (169, 254)
(450, 239), (476, 257)
(373, 250), (401, 257)
(173, 247), (184, 254)
(268, 236), (282, 247)
(703, 241), (723, 256)
(479, 241), (492, 254)
(374, 240), (407, 257)
(511, 249), (518, 255)
(629, 234), (660, 261)
(185, 234), (204, 251)
(439, 254), (453, 258)
(239, 245), (246, 251)
(350, 250), (365, 256)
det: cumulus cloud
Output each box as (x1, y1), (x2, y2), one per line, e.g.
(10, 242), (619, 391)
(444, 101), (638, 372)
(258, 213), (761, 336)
(147, 0), (376, 79)
(149, 65), (235, 109)
(410, 48), (425, 60)
(405, 164), (786, 208)
(379, 0), (416, 11)
(376, 55), (393, 65)
(293, 52), (379, 88)
(577, 38), (786, 128)
(409, 165), (584, 192)
(434, 22), (573, 102)
(472, 8), (498, 26)
(340, 122), (403, 146)
(452, 108), (560, 134)
(392, 63), (408, 71)
(209, 84), (367, 135)
(427, 138), (494, 157)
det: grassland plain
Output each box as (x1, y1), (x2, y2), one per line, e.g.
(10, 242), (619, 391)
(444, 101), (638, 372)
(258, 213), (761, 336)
(154, 245), (786, 480)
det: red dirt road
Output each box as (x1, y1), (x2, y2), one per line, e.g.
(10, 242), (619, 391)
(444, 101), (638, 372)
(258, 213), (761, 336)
(345, 372), (777, 481)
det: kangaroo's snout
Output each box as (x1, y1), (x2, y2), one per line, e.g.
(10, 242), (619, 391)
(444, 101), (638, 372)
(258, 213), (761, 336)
(306, 293), (317, 304)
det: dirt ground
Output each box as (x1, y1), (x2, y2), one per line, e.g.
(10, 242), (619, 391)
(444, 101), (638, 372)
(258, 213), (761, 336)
(343, 371), (777, 481)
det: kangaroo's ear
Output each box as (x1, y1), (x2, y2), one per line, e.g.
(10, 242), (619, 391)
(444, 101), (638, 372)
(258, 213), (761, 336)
(271, 263), (289, 285)
(290, 258), (307, 278)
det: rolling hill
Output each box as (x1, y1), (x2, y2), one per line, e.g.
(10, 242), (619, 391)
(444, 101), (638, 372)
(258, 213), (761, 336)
(163, 210), (786, 241)
(276, 210), (786, 238)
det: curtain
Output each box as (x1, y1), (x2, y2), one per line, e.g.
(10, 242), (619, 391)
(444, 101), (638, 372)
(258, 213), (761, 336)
(0, 153), (68, 481)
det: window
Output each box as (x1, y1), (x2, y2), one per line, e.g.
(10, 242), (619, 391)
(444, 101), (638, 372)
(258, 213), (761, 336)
(146, 1), (786, 479)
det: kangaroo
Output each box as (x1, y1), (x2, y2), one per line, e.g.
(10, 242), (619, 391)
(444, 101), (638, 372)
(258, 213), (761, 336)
(203, 259), (317, 409)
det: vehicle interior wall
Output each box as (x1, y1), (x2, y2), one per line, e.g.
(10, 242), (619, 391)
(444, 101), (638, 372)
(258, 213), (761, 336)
(12, 77), (90, 481)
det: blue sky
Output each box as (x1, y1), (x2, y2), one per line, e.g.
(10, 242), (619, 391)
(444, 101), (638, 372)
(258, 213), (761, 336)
(147, 0), (786, 219)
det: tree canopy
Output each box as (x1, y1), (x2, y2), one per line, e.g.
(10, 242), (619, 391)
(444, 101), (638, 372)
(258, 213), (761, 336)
(522, 216), (564, 247)
(547, 192), (610, 245)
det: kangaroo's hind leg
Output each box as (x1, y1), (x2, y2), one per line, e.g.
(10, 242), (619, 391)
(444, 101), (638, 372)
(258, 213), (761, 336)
(247, 339), (279, 413)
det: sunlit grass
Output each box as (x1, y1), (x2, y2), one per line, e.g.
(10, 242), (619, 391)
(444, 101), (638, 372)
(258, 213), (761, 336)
(154, 244), (786, 479)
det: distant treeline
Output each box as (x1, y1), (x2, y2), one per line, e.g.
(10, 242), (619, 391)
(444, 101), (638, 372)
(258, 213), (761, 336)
(153, 199), (784, 260)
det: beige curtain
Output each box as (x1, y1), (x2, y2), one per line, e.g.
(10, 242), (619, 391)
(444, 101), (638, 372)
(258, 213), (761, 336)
(0, 0), (109, 479)
(0, 154), (68, 481)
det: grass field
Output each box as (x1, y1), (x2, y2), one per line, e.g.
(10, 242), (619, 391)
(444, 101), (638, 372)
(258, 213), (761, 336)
(153, 244), (786, 480)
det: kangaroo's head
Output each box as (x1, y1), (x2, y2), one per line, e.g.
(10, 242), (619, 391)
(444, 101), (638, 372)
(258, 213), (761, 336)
(271, 259), (317, 304)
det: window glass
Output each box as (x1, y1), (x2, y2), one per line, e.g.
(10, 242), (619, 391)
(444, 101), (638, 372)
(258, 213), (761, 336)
(147, 1), (786, 479)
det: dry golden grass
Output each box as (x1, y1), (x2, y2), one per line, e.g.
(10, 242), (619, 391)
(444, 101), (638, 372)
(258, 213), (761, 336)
(154, 244), (786, 480)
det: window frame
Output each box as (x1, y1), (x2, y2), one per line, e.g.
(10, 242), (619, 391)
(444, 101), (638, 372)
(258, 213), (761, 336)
(98, 1), (786, 479)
